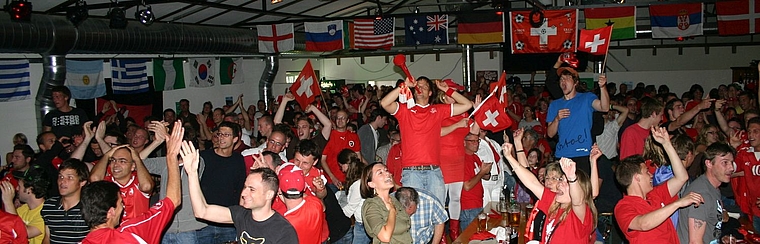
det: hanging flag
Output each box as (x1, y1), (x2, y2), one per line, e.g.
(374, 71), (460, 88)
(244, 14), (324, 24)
(257, 23), (294, 53)
(111, 59), (149, 94)
(153, 58), (185, 91)
(96, 98), (153, 127)
(288, 60), (321, 109)
(305, 20), (345, 51)
(188, 58), (215, 87)
(65, 59), (106, 99)
(649, 3), (704, 38)
(0, 60), (30, 102)
(488, 71), (510, 106)
(220, 57), (244, 85)
(457, 13), (504, 44)
(344, 21), (355, 49)
(584, 6), (636, 40)
(405, 14), (449, 45)
(510, 9), (578, 54)
(578, 25), (612, 55)
(353, 18), (395, 50)
(472, 91), (512, 132)
(716, 0), (760, 36)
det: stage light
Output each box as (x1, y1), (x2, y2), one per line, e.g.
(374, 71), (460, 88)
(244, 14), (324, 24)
(271, 0), (283, 3)
(134, 4), (154, 26)
(7, 0), (32, 22)
(67, 0), (88, 26)
(108, 7), (127, 29)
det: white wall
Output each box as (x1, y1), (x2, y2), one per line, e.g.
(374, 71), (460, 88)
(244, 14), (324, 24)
(0, 63), (43, 153)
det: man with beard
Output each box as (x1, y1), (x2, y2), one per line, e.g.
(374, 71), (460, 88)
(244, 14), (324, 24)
(89, 145), (154, 223)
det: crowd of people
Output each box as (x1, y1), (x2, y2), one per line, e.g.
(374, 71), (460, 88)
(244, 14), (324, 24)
(0, 58), (758, 244)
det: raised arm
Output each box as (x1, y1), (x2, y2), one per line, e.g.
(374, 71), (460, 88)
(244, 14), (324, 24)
(183, 141), (233, 224)
(589, 144), (601, 198)
(592, 75), (609, 112)
(140, 121), (168, 160)
(668, 99), (713, 131)
(627, 192), (703, 231)
(436, 80), (472, 116)
(380, 82), (410, 114)
(164, 121), (184, 206)
(614, 104), (630, 126)
(559, 158), (587, 223)
(90, 144), (129, 182)
(70, 121), (95, 160)
(502, 143), (545, 199)
(713, 100), (731, 135)
(130, 146), (155, 194)
(652, 127), (688, 196)
(306, 104), (333, 140)
(94, 121), (113, 154)
(274, 93), (294, 125)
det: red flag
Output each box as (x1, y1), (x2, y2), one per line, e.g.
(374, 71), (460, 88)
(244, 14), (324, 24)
(472, 92), (512, 132)
(96, 98), (152, 127)
(488, 71), (510, 106)
(288, 60), (321, 109)
(509, 9), (578, 54)
(578, 25), (612, 55)
(716, 0), (760, 36)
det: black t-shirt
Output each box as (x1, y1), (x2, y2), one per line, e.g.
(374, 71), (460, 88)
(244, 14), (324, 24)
(324, 186), (352, 241)
(229, 205), (298, 244)
(43, 108), (90, 138)
(199, 150), (246, 207)
(594, 156), (623, 213)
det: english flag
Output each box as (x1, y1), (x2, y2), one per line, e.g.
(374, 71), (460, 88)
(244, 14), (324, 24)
(472, 91), (512, 132)
(489, 71), (510, 106)
(578, 25), (612, 55)
(288, 60), (321, 109)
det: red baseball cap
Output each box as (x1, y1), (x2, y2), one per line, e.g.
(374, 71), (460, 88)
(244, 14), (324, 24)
(277, 163), (305, 195)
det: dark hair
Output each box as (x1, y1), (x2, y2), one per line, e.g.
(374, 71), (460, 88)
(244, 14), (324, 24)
(347, 123), (358, 132)
(179, 99), (189, 104)
(36, 131), (56, 146)
(273, 123), (294, 140)
(58, 158), (90, 183)
(704, 143), (736, 167)
(338, 149), (363, 186)
(616, 155), (645, 191)
(104, 131), (128, 145)
(261, 151), (283, 166)
(416, 76), (438, 104)
(20, 166), (49, 199)
(368, 109), (388, 123)
(250, 167), (279, 194)
(81, 181), (120, 228)
(360, 162), (385, 199)
(528, 148), (543, 164)
(218, 121), (241, 140)
(350, 84), (365, 94)
(51, 86), (72, 101)
(163, 108), (175, 115)
(658, 85), (670, 94)
(748, 117), (760, 128)
(295, 139), (321, 160)
(639, 96), (664, 119)
(394, 187), (419, 209)
(671, 134), (695, 161)
(14, 144), (35, 159)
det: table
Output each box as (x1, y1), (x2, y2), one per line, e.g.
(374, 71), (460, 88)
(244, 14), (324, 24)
(453, 203), (529, 244)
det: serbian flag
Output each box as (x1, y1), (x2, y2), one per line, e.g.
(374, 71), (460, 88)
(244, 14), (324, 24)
(716, 0), (760, 36)
(649, 3), (704, 38)
(305, 20), (344, 51)
(489, 71), (510, 106)
(509, 9), (578, 54)
(578, 25), (612, 55)
(288, 60), (321, 109)
(472, 91), (512, 132)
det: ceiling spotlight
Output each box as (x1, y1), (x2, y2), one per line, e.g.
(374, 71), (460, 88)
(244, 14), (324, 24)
(67, 0), (89, 26)
(7, 0), (32, 22)
(109, 7), (127, 29)
(271, 0), (283, 3)
(135, 4), (154, 26)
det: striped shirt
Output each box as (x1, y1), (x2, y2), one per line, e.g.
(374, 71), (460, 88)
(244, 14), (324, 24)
(40, 197), (89, 244)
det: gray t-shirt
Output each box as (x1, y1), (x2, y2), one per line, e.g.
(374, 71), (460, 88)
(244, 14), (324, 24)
(144, 157), (207, 233)
(677, 175), (723, 244)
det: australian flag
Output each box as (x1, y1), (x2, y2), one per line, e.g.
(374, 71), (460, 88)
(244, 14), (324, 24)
(405, 14), (448, 46)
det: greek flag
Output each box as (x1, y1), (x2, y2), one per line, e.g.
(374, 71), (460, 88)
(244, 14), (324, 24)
(111, 59), (149, 94)
(0, 59), (31, 102)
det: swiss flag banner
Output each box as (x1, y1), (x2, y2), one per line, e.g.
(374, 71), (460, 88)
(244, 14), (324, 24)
(510, 9), (578, 54)
(488, 71), (510, 107)
(472, 92), (512, 132)
(578, 25), (612, 55)
(716, 0), (760, 36)
(288, 60), (321, 109)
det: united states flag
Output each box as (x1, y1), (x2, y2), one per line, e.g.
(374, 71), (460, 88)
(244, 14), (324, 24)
(353, 18), (395, 50)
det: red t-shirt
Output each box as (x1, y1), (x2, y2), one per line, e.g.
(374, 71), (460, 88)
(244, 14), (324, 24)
(303, 167), (327, 197)
(105, 174), (150, 223)
(620, 123), (649, 160)
(440, 114), (469, 183)
(537, 188), (594, 244)
(392, 103), (453, 167)
(736, 149), (760, 217)
(1, 170), (18, 189)
(279, 195), (329, 244)
(614, 184), (678, 243)
(386, 144), (403, 186)
(323, 130), (361, 184)
(81, 198), (176, 244)
(349, 96), (366, 121)
(0, 211), (27, 244)
(461, 154), (484, 210)
(507, 102), (524, 131)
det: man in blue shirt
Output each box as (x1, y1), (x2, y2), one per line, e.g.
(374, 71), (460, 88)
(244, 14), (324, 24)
(395, 187), (449, 244)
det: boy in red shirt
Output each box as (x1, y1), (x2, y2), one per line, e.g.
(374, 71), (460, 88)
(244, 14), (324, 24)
(736, 117), (760, 232)
(276, 163), (328, 244)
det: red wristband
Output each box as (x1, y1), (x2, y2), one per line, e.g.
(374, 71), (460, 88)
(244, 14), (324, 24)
(445, 88), (455, 97)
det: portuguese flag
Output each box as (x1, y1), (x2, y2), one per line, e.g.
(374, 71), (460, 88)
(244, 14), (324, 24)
(584, 6), (636, 40)
(457, 13), (504, 44)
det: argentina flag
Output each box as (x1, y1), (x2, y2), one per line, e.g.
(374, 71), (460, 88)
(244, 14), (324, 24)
(0, 59), (31, 102)
(111, 59), (149, 94)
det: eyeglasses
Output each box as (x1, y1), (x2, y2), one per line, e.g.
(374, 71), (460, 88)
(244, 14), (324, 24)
(268, 140), (285, 147)
(214, 132), (233, 138)
(465, 139), (481, 143)
(109, 158), (130, 164)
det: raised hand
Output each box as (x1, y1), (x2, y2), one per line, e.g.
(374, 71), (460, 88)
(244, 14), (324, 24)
(95, 121), (107, 140)
(181, 141), (200, 174)
(148, 121), (169, 143)
(283, 92), (295, 102)
(473, 94), (482, 108)
(82, 121), (94, 140)
(166, 121), (184, 157)
(714, 99), (726, 111)
(559, 157), (577, 180)
(698, 98), (715, 110)
(502, 142), (515, 159)
(650, 126), (671, 145)
(676, 192), (705, 208)
(513, 128), (525, 143)
(598, 75), (607, 87)
(589, 144), (602, 162)
(101, 100), (112, 114)
(0, 181), (15, 204)
(435, 79), (449, 92)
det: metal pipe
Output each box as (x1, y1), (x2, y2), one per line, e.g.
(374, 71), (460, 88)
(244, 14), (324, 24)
(36, 55), (66, 131)
(259, 55), (278, 111)
(462, 44), (475, 92)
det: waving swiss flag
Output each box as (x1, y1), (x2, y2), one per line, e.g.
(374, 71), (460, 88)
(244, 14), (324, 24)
(578, 25), (612, 55)
(472, 91), (512, 132)
(488, 71), (510, 107)
(289, 60), (321, 109)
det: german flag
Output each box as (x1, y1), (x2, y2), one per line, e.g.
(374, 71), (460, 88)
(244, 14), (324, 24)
(584, 6), (636, 40)
(457, 13), (504, 44)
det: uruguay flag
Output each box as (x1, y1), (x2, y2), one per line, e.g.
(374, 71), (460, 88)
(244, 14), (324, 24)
(304, 20), (344, 52)
(0, 60), (30, 102)
(66, 59), (106, 99)
(649, 3), (704, 38)
(111, 59), (149, 94)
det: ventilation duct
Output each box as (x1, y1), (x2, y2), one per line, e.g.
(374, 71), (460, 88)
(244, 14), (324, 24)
(462, 44), (475, 92)
(35, 56), (67, 129)
(259, 55), (278, 111)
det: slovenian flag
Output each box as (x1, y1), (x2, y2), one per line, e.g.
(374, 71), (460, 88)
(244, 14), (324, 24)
(305, 20), (344, 52)
(649, 3), (704, 39)
(0, 60), (31, 102)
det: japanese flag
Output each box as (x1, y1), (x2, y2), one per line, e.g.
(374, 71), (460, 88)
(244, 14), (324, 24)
(472, 91), (512, 132)
(288, 60), (321, 109)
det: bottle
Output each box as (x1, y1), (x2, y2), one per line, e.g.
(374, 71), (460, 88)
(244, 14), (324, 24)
(508, 192), (520, 227)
